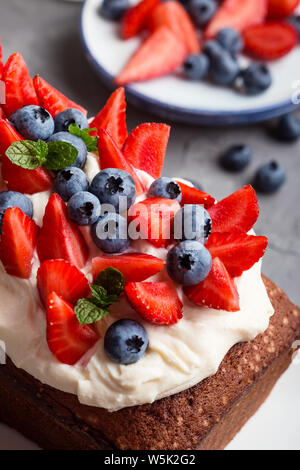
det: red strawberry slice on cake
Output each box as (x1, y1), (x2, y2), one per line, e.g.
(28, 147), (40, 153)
(92, 253), (165, 283)
(90, 87), (127, 149)
(176, 181), (215, 209)
(128, 197), (181, 248)
(184, 257), (240, 312)
(205, 0), (268, 38)
(37, 193), (89, 269)
(148, 1), (200, 54)
(33, 75), (87, 117)
(125, 281), (183, 325)
(3, 52), (38, 117)
(208, 185), (259, 234)
(206, 233), (268, 278)
(115, 26), (187, 85)
(0, 207), (39, 279)
(123, 123), (170, 180)
(46, 292), (99, 366)
(121, 0), (159, 39)
(268, 0), (300, 19)
(37, 259), (90, 307)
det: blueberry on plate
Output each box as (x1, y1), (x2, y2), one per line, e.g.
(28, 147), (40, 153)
(183, 54), (209, 81)
(104, 319), (148, 365)
(240, 63), (272, 96)
(48, 131), (87, 169)
(90, 168), (136, 212)
(92, 212), (130, 253)
(54, 108), (89, 133)
(0, 191), (33, 232)
(273, 114), (300, 142)
(209, 50), (240, 86)
(204, 39), (225, 58)
(100, 0), (130, 20)
(188, 0), (217, 27)
(253, 161), (286, 194)
(167, 240), (212, 286)
(10, 105), (54, 141)
(220, 144), (252, 172)
(216, 28), (244, 56)
(148, 177), (182, 202)
(67, 191), (101, 226)
(174, 205), (212, 244)
(53, 167), (89, 202)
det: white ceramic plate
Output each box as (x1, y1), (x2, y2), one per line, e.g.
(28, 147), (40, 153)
(80, 0), (300, 126)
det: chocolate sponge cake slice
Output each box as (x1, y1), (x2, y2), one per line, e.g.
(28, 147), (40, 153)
(0, 276), (299, 450)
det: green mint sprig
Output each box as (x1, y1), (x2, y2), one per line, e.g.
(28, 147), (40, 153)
(68, 124), (98, 152)
(75, 268), (125, 325)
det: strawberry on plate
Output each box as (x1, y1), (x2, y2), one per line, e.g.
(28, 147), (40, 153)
(90, 87), (127, 149)
(46, 292), (99, 366)
(205, 0), (268, 38)
(121, 0), (159, 39)
(0, 207), (39, 279)
(208, 185), (259, 234)
(243, 22), (298, 61)
(268, 0), (300, 19)
(37, 193), (89, 269)
(148, 1), (200, 54)
(3, 52), (38, 117)
(125, 281), (183, 325)
(176, 181), (215, 209)
(37, 259), (90, 306)
(206, 232), (268, 277)
(92, 253), (165, 283)
(33, 75), (87, 118)
(115, 26), (187, 85)
(123, 123), (170, 180)
(128, 197), (181, 248)
(184, 257), (240, 312)
(0, 107), (6, 119)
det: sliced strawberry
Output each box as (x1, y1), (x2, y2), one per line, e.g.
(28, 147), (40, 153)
(89, 87), (127, 148)
(123, 123), (170, 179)
(184, 257), (240, 312)
(206, 233), (268, 277)
(92, 253), (165, 283)
(0, 107), (6, 119)
(205, 0), (268, 38)
(243, 22), (298, 61)
(148, 1), (200, 54)
(125, 281), (183, 325)
(46, 292), (99, 366)
(128, 197), (180, 248)
(37, 259), (90, 307)
(115, 26), (187, 85)
(0, 118), (22, 157)
(37, 193), (89, 269)
(3, 52), (38, 117)
(176, 181), (215, 209)
(209, 185), (259, 234)
(97, 128), (144, 195)
(33, 75), (87, 118)
(0, 207), (39, 279)
(268, 0), (300, 19)
(121, 0), (159, 39)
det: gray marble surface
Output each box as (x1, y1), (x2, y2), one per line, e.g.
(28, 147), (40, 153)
(0, 0), (299, 306)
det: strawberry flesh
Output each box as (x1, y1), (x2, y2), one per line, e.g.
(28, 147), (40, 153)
(268, 0), (300, 19)
(176, 181), (215, 209)
(121, 0), (159, 39)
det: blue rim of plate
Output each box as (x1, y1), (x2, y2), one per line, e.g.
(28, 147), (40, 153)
(80, 1), (300, 126)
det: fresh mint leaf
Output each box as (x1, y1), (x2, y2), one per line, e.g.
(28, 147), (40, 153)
(94, 267), (125, 296)
(44, 140), (78, 170)
(68, 123), (98, 152)
(6, 140), (42, 169)
(90, 285), (119, 308)
(75, 298), (109, 325)
(34, 140), (48, 165)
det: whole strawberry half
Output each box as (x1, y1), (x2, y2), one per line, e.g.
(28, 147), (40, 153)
(121, 0), (159, 39)
(125, 281), (183, 325)
(176, 181), (215, 209)
(46, 292), (99, 366)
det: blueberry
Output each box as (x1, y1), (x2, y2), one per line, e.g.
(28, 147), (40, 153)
(100, 0), (130, 20)
(91, 212), (130, 253)
(10, 105), (54, 141)
(53, 167), (89, 202)
(253, 161), (286, 194)
(204, 40), (225, 58)
(183, 54), (209, 80)
(0, 191), (33, 232)
(174, 205), (212, 243)
(167, 240), (212, 286)
(220, 144), (252, 172)
(90, 168), (136, 212)
(104, 319), (148, 365)
(241, 63), (272, 96)
(48, 132), (87, 169)
(288, 16), (300, 39)
(188, 0), (217, 27)
(54, 108), (89, 133)
(274, 114), (300, 142)
(209, 49), (240, 86)
(148, 177), (182, 202)
(217, 28), (244, 56)
(67, 192), (101, 226)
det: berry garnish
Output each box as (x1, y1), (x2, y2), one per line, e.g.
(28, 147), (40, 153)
(10, 105), (54, 141)
(54, 108), (89, 133)
(273, 113), (300, 142)
(216, 28), (244, 56)
(67, 191), (101, 226)
(176, 180), (215, 208)
(121, 0), (159, 39)
(208, 45), (240, 85)
(240, 63), (272, 95)
(53, 167), (89, 202)
(188, 0), (217, 27)
(90, 168), (136, 212)
(220, 144), (252, 172)
(183, 54), (209, 81)
(253, 161), (286, 194)
(48, 131), (87, 169)
(104, 319), (149, 364)
(0, 190), (33, 232)
(148, 177), (182, 203)
(91, 213), (130, 254)
(267, 0), (300, 19)
(174, 204), (212, 243)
